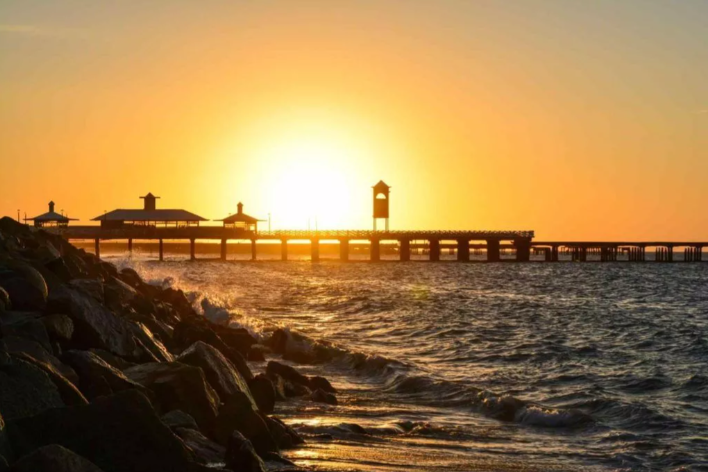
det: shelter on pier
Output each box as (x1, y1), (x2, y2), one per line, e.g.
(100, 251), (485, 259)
(216, 202), (264, 233)
(26, 201), (77, 228)
(91, 192), (207, 229)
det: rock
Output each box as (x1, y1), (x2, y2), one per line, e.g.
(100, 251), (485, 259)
(310, 389), (337, 405)
(104, 277), (137, 309)
(62, 350), (148, 401)
(0, 287), (10, 313)
(87, 349), (135, 370)
(264, 416), (304, 449)
(1, 317), (52, 353)
(9, 444), (104, 472)
(214, 391), (276, 454)
(129, 322), (174, 363)
(173, 427), (225, 465)
(124, 362), (219, 435)
(211, 325), (257, 357)
(224, 431), (265, 472)
(0, 356), (64, 421)
(248, 374), (276, 414)
(46, 286), (142, 360)
(266, 361), (309, 388)
(40, 314), (74, 346)
(247, 345), (266, 362)
(309, 376), (337, 393)
(177, 341), (256, 407)
(2, 336), (78, 384)
(0, 411), (11, 465)
(268, 329), (288, 355)
(161, 410), (199, 431)
(68, 279), (104, 303)
(0, 261), (48, 311)
(12, 352), (88, 407)
(7, 390), (194, 472)
(117, 268), (142, 289)
(266, 373), (288, 400)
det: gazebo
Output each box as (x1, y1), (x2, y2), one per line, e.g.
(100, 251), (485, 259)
(92, 193), (207, 229)
(26, 201), (77, 228)
(216, 202), (264, 233)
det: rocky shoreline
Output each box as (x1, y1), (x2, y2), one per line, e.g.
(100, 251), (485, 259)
(0, 216), (340, 472)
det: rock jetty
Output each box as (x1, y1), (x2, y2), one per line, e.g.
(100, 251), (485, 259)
(0, 217), (338, 471)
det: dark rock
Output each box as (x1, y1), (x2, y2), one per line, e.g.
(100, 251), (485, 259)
(260, 451), (297, 466)
(214, 392), (276, 454)
(0, 410), (11, 465)
(117, 268), (142, 288)
(104, 277), (137, 310)
(266, 361), (309, 388)
(224, 431), (265, 472)
(211, 325), (257, 357)
(40, 314), (74, 346)
(9, 444), (104, 472)
(248, 374), (276, 414)
(62, 350), (148, 401)
(44, 257), (74, 282)
(1, 317), (52, 353)
(264, 416), (304, 449)
(0, 288), (10, 313)
(3, 336), (78, 384)
(12, 352), (88, 407)
(129, 322), (174, 363)
(46, 285), (142, 360)
(247, 345), (266, 362)
(309, 376), (337, 393)
(161, 410), (199, 431)
(310, 389), (337, 405)
(68, 279), (104, 303)
(173, 427), (225, 465)
(124, 362), (219, 435)
(266, 373), (288, 401)
(0, 261), (48, 311)
(0, 356), (64, 421)
(268, 329), (288, 355)
(87, 349), (135, 370)
(7, 390), (194, 472)
(177, 341), (256, 407)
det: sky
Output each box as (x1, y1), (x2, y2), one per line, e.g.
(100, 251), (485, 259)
(1, 1), (707, 239)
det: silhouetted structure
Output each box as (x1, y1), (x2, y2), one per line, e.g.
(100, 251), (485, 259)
(92, 193), (207, 229)
(26, 201), (77, 228)
(373, 180), (390, 231)
(216, 202), (264, 233)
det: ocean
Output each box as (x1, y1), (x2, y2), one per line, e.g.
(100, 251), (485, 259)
(108, 254), (708, 471)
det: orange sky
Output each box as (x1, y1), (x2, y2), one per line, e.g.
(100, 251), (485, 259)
(1, 1), (707, 239)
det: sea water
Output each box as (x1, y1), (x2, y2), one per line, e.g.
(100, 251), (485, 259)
(109, 255), (708, 471)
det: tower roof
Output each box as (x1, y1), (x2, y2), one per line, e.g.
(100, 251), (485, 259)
(373, 180), (390, 191)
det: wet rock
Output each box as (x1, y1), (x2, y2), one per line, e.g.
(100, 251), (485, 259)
(248, 374), (276, 414)
(0, 287), (10, 313)
(0, 261), (48, 311)
(129, 322), (174, 363)
(247, 345), (266, 361)
(0, 356), (64, 421)
(309, 376), (337, 393)
(87, 349), (135, 370)
(268, 329), (288, 355)
(264, 416), (304, 449)
(6, 390), (194, 472)
(2, 336), (78, 384)
(46, 285), (142, 360)
(12, 352), (88, 407)
(211, 325), (257, 357)
(9, 444), (104, 472)
(40, 314), (74, 347)
(224, 431), (265, 472)
(266, 373), (288, 400)
(177, 341), (256, 407)
(62, 350), (148, 401)
(1, 317), (52, 353)
(117, 268), (142, 288)
(161, 410), (199, 431)
(266, 361), (309, 388)
(104, 277), (137, 310)
(173, 427), (225, 465)
(124, 362), (219, 435)
(310, 389), (337, 405)
(214, 391), (276, 454)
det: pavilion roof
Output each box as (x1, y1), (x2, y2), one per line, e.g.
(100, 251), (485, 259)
(216, 212), (263, 224)
(27, 211), (77, 222)
(91, 209), (207, 222)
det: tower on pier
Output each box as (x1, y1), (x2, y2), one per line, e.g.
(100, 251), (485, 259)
(372, 180), (390, 231)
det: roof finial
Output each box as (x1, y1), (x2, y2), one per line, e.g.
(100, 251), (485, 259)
(237, 202), (243, 214)
(49, 201), (55, 213)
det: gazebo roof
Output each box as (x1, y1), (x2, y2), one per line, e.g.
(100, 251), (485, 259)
(216, 202), (264, 224)
(91, 209), (207, 222)
(27, 211), (77, 222)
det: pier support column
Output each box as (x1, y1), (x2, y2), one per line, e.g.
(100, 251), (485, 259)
(515, 239), (531, 262)
(190, 239), (196, 261)
(311, 239), (320, 262)
(552, 245), (559, 262)
(220, 239), (227, 261)
(94, 239), (100, 259)
(159, 239), (164, 262)
(698, 247), (703, 262)
(281, 239), (288, 261)
(400, 239), (410, 261)
(339, 240), (349, 262)
(667, 246), (674, 262)
(370, 239), (380, 261)
(457, 239), (470, 262)
(429, 240), (440, 261)
(580, 247), (587, 262)
(487, 240), (500, 262)
(128, 239), (133, 254)
(251, 239), (257, 261)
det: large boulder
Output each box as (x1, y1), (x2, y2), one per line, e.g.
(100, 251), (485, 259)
(2, 336), (78, 384)
(173, 427), (225, 465)
(310, 389), (337, 405)
(62, 350), (148, 401)
(12, 353), (87, 407)
(0, 354), (64, 421)
(46, 285), (143, 360)
(248, 375), (276, 414)
(177, 341), (256, 407)
(40, 314), (74, 348)
(224, 431), (265, 472)
(161, 410), (199, 431)
(0, 261), (48, 311)
(214, 392), (276, 454)
(309, 376), (337, 393)
(1, 317), (52, 353)
(264, 416), (304, 449)
(129, 322), (174, 363)
(266, 361), (309, 388)
(9, 444), (104, 472)
(124, 362), (219, 435)
(7, 390), (194, 472)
